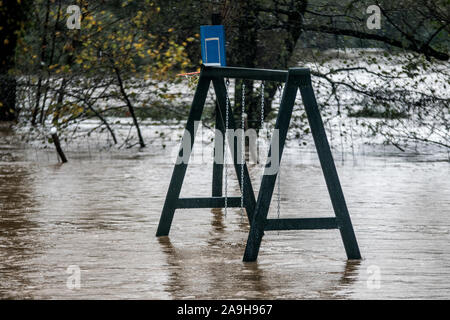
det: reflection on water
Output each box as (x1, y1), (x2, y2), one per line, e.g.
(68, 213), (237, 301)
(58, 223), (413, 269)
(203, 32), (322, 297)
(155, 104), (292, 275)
(0, 130), (449, 299)
(0, 162), (41, 299)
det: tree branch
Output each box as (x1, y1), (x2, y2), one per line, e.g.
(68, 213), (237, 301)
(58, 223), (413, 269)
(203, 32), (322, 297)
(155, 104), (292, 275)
(302, 24), (449, 61)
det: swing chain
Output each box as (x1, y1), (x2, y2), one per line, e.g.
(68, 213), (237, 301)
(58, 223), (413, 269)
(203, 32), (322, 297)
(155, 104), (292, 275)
(259, 81), (265, 165)
(240, 81), (245, 218)
(260, 81), (264, 133)
(224, 78), (230, 217)
(277, 168), (281, 220)
(276, 84), (283, 222)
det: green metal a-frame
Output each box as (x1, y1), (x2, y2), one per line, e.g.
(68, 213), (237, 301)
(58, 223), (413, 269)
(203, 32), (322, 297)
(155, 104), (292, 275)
(156, 65), (361, 262)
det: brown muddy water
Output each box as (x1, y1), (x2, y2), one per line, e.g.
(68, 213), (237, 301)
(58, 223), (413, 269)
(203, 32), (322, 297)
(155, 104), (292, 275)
(0, 127), (449, 299)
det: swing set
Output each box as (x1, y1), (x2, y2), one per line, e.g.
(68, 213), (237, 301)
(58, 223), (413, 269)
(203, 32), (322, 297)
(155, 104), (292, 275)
(156, 65), (361, 262)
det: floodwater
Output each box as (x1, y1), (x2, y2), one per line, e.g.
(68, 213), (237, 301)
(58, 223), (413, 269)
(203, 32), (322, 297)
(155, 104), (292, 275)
(0, 126), (449, 299)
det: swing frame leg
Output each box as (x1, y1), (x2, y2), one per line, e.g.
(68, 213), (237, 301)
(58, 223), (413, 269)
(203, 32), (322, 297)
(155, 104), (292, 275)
(156, 75), (211, 237)
(156, 71), (257, 237)
(243, 68), (361, 262)
(243, 74), (298, 262)
(297, 71), (361, 260)
(212, 100), (224, 197)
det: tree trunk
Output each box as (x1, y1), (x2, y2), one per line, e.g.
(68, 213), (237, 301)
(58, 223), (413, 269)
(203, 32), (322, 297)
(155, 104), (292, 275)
(0, 0), (31, 121)
(229, 1), (260, 129)
(113, 66), (146, 148)
(32, 0), (51, 125)
(0, 76), (17, 121)
(225, 0), (307, 129)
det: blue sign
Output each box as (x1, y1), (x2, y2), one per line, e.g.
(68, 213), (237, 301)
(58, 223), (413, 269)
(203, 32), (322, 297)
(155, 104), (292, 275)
(200, 25), (226, 66)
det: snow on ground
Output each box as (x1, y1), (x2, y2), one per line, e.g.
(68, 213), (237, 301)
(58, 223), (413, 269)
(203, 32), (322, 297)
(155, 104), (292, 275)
(13, 49), (449, 161)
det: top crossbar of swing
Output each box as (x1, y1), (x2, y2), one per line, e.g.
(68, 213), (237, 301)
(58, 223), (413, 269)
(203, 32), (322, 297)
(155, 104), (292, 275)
(201, 65), (289, 82)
